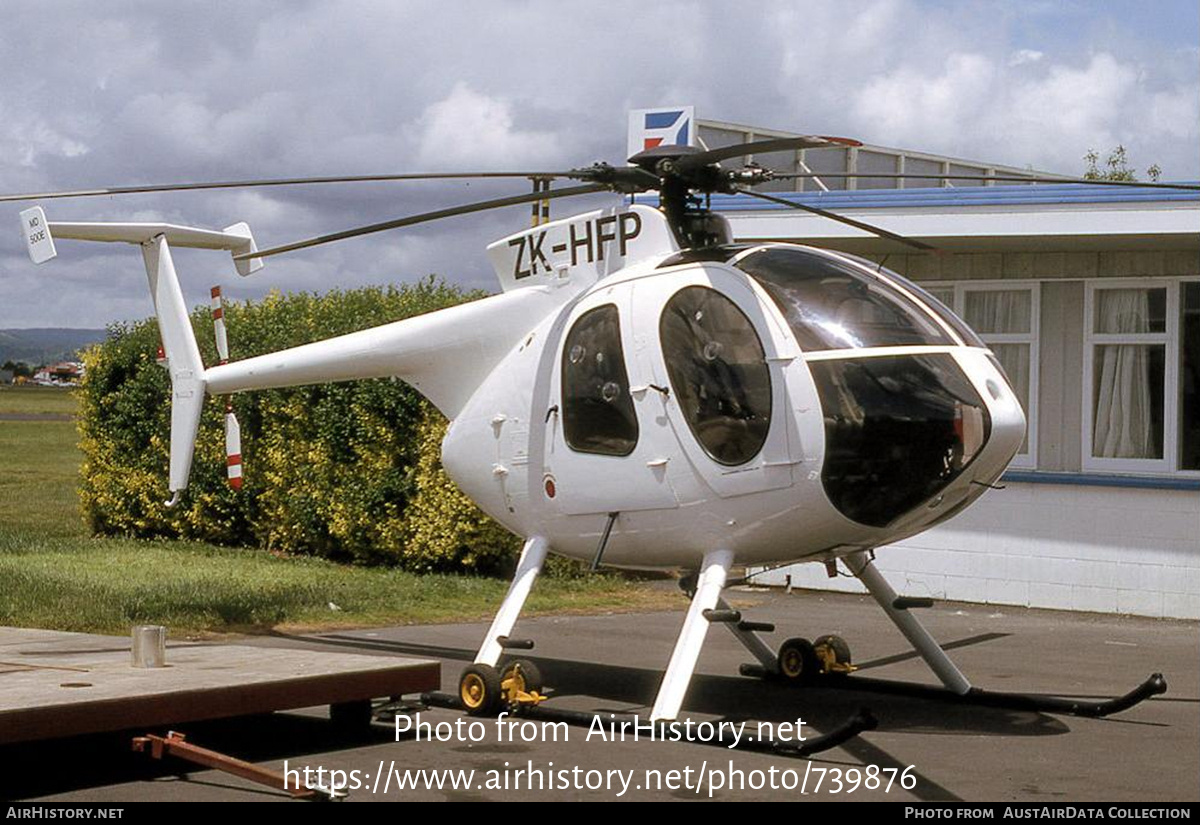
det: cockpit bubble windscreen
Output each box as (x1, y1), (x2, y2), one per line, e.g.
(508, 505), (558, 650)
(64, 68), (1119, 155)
(735, 246), (958, 351)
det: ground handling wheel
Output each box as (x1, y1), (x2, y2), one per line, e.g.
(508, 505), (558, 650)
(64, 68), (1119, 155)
(777, 637), (820, 684)
(499, 659), (547, 711)
(459, 664), (503, 716)
(814, 634), (855, 675)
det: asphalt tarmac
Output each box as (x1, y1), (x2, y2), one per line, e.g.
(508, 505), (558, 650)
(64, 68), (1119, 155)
(8, 586), (1198, 803)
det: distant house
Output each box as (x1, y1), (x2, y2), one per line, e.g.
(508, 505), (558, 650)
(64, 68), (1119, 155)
(33, 361), (84, 386)
(0, 369), (13, 385)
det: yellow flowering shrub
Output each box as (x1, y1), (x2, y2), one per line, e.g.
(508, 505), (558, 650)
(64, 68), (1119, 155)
(78, 278), (520, 571)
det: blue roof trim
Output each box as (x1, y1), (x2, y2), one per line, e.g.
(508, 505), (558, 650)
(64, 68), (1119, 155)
(1001, 470), (1200, 492)
(696, 183), (1200, 211)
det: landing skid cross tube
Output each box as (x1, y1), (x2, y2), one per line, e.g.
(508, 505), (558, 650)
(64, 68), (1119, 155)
(718, 596), (779, 675)
(836, 550), (1167, 718)
(844, 550), (970, 694)
(454, 536), (551, 716)
(651, 549), (733, 722)
(475, 536), (548, 667)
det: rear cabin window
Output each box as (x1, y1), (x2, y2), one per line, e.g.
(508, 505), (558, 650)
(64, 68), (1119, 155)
(562, 304), (638, 456)
(660, 286), (772, 466)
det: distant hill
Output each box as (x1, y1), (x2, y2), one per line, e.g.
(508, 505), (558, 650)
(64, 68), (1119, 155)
(0, 328), (108, 366)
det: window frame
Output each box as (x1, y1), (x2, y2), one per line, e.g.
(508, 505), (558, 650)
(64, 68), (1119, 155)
(1083, 278), (1198, 476)
(560, 302), (639, 458)
(925, 280), (1040, 469)
(658, 284), (774, 467)
(1180, 279), (1200, 475)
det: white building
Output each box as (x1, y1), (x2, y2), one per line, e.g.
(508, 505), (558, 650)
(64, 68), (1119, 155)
(699, 120), (1200, 619)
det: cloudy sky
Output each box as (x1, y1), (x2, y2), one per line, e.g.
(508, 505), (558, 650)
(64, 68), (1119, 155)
(1, 0), (1196, 328)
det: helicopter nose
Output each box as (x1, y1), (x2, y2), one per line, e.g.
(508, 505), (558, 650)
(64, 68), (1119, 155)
(955, 348), (1027, 482)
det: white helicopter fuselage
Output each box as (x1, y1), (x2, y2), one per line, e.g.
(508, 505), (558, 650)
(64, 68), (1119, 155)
(21, 201), (1022, 574)
(444, 206), (1025, 569)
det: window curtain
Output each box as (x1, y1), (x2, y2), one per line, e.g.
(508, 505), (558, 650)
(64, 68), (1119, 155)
(965, 292), (1031, 431)
(965, 291), (1030, 336)
(1093, 290), (1155, 458)
(989, 344), (1030, 410)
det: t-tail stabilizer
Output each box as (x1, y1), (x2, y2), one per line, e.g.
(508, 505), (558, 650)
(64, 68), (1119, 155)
(19, 207), (262, 505)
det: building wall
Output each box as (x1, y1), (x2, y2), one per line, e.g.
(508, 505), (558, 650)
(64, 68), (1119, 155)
(754, 482), (1200, 619)
(880, 249), (1199, 284)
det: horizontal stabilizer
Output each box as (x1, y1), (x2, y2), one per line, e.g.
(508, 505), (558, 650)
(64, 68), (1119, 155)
(17, 208), (262, 277)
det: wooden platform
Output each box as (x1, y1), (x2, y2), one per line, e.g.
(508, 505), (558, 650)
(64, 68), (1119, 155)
(0, 627), (439, 745)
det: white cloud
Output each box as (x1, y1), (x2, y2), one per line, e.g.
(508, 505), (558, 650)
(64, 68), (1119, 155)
(851, 53), (998, 152)
(1008, 49), (1044, 66)
(412, 83), (559, 169)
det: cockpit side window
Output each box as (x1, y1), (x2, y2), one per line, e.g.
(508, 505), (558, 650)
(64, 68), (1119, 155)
(659, 286), (772, 466)
(562, 304), (638, 457)
(735, 246), (955, 351)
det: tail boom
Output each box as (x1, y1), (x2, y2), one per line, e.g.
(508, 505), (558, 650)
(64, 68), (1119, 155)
(204, 285), (562, 418)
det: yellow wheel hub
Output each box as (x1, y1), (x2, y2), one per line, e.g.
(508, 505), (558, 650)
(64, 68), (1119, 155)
(461, 673), (486, 709)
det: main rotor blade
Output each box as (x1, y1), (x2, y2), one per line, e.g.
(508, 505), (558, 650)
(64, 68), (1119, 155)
(773, 172), (1200, 192)
(735, 188), (939, 253)
(676, 135), (862, 172)
(235, 183), (609, 261)
(0, 171), (575, 204)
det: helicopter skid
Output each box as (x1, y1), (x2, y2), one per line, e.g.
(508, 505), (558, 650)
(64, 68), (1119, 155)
(744, 670), (1167, 719)
(733, 549), (1167, 719)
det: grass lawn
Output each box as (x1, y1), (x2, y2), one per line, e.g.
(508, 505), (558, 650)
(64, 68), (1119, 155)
(0, 415), (678, 636)
(0, 385), (79, 416)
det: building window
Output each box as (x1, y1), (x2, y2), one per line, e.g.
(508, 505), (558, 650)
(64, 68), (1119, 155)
(927, 282), (1039, 467)
(1082, 280), (1200, 475)
(1183, 283), (1200, 470)
(562, 304), (638, 457)
(1090, 287), (1166, 461)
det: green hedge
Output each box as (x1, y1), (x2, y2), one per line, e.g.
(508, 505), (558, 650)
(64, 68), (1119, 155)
(78, 277), (520, 572)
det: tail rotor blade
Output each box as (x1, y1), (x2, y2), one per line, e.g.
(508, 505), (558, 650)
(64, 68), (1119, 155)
(225, 407), (243, 491)
(211, 286), (230, 365)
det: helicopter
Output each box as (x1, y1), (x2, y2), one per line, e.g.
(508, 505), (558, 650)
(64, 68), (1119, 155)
(12, 134), (1182, 726)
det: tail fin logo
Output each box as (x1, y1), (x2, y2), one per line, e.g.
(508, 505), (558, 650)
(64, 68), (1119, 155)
(627, 106), (694, 158)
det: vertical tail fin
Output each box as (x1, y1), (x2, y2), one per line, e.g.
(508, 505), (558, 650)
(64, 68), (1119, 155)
(141, 236), (205, 504)
(20, 209), (263, 503)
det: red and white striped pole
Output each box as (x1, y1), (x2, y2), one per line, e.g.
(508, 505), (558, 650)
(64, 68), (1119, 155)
(211, 286), (243, 490)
